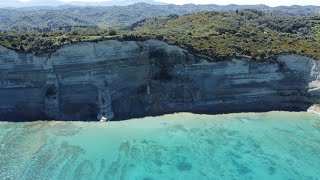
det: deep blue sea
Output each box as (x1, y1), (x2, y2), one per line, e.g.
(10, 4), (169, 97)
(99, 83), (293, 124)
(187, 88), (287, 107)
(0, 112), (320, 179)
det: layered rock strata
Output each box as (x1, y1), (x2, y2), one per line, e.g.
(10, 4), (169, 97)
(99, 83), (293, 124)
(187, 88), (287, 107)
(0, 40), (319, 121)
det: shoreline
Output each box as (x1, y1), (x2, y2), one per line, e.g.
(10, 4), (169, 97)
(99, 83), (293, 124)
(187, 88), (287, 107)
(0, 110), (317, 123)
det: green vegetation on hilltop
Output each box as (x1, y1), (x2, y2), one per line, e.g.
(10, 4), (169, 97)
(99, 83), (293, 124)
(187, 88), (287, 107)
(0, 27), (119, 54)
(129, 10), (320, 60)
(1, 9), (320, 61)
(1, 4), (320, 32)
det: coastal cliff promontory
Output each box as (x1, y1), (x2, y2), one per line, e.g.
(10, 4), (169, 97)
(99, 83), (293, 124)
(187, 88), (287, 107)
(0, 40), (319, 121)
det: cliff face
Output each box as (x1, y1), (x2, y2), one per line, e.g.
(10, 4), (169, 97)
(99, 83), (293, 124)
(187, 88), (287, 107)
(0, 40), (319, 121)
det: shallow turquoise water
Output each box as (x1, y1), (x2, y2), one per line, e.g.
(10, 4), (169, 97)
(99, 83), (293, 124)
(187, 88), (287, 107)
(0, 112), (320, 180)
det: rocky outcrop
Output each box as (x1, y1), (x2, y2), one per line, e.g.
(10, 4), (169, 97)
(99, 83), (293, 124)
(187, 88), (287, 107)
(0, 40), (319, 121)
(307, 104), (320, 115)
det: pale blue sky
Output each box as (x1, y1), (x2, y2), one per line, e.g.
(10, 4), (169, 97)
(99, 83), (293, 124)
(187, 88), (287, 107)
(18, 0), (320, 6)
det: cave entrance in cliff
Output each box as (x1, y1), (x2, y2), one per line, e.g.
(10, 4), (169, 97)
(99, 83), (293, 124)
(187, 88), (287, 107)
(59, 84), (100, 121)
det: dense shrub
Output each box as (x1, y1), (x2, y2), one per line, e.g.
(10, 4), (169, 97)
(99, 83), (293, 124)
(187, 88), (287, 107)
(1, 10), (320, 60)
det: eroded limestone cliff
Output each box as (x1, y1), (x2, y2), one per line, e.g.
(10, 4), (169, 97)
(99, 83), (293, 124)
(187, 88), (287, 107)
(0, 40), (319, 121)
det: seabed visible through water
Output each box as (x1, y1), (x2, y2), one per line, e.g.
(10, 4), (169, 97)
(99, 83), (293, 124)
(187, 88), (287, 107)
(0, 111), (320, 179)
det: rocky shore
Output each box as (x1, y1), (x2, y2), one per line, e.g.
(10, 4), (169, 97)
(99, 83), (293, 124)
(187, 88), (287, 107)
(307, 104), (320, 116)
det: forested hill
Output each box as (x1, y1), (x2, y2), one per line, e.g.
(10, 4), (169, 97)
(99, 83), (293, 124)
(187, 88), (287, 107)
(129, 10), (320, 61)
(1, 10), (320, 61)
(1, 3), (320, 31)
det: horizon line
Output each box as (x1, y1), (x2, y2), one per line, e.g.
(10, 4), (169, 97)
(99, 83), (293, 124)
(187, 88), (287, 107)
(1, 2), (319, 8)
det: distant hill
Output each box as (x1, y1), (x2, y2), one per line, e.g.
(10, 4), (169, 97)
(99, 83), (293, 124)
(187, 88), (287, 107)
(0, 0), (165, 8)
(0, 3), (320, 31)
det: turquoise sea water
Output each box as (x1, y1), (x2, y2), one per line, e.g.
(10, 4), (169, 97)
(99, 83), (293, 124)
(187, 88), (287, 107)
(0, 112), (320, 180)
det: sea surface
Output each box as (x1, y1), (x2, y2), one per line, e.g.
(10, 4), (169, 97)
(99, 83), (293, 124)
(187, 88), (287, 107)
(0, 112), (320, 180)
